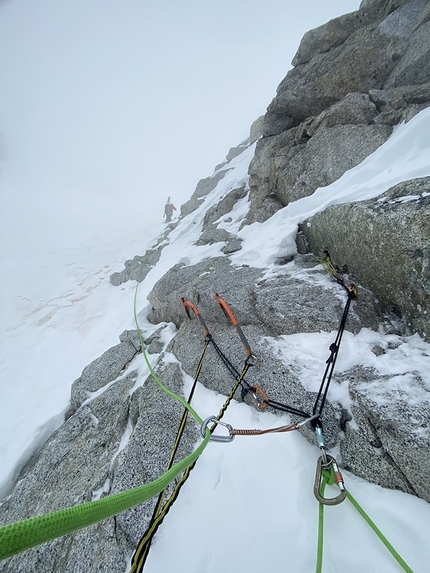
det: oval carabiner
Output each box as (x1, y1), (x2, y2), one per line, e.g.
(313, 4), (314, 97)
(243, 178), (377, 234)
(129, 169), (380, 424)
(200, 415), (235, 443)
(314, 454), (347, 506)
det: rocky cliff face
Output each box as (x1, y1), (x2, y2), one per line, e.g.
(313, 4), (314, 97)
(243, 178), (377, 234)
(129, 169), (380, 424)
(299, 177), (430, 338)
(247, 0), (430, 223)
(1, 1), (429, 571)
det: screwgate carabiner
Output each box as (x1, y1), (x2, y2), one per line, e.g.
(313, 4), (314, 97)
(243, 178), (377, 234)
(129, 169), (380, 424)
(314, 454), (347, 506)
(200, 415), (235, 443)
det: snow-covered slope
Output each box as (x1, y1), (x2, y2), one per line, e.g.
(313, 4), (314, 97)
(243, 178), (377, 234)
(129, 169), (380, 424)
(1, 109), (430, 572)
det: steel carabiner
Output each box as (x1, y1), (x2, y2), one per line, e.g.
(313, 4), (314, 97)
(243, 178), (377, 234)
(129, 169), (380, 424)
(314, 454), (347, 506)
(200, 415), (235, 443)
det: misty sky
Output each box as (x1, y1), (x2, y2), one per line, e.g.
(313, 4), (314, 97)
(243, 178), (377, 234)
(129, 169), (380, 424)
(0, 0), (360, 232)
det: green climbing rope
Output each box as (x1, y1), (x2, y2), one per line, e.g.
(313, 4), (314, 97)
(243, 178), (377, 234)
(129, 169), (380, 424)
(316, 466), (415, 573)
(133, 283), (204, 424)
(315, 468), (332, 573)
(0, 280), (211, 562)
(0, 431), (210, 561)
(345, 491), (415, 573)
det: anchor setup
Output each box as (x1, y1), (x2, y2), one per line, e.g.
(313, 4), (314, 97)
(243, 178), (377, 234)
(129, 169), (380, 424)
(0, 259), (415, 573)
(184, 279), (356, 510)
(161, 273), (412, 573)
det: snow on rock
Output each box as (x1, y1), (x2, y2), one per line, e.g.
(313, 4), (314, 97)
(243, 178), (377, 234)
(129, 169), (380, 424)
(2, 2), (430, 571)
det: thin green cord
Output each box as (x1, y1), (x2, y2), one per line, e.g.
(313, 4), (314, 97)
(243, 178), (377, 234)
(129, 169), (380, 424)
(133, 282), (204, 425)
(316, 467), (415, 573)
(345, 491), (415, 573)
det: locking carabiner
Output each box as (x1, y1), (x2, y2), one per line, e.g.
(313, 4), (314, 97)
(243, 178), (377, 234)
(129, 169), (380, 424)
(314, 454), (347, 506)
(200, 415), (235, 443)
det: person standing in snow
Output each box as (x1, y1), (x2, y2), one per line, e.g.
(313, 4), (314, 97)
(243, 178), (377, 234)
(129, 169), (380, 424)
(164, 196), (177, 222)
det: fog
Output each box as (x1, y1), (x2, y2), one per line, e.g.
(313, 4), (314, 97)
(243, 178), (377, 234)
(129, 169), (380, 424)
(0, 0), (360, 237)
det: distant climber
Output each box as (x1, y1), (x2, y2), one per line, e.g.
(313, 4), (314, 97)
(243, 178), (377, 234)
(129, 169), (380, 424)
(164, 196), (177, 223)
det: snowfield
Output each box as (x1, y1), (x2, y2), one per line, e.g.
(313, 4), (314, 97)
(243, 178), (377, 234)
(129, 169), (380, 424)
(1, 108), (430, 572)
